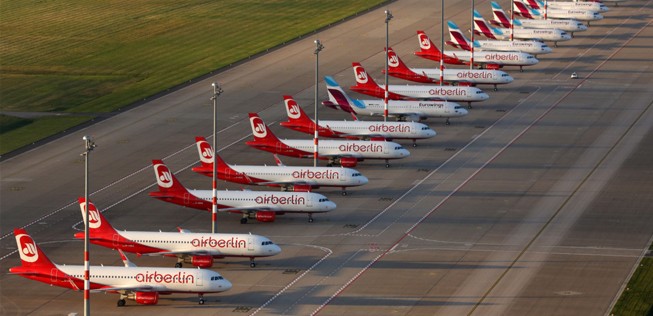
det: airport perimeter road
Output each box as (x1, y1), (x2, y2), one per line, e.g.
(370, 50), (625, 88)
(2, 0), (652, 315)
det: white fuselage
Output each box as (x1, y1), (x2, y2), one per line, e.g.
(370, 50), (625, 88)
(540, 8), (604, 21)
(118, 231), (281, 258)
(485, 27), (572, 42)
(57, 264), (231, 293)
(281, 139), (411, 160)
(319, 120), (436, 139)
(517, 18), (588, 32)
(475, 39), (553, 54)
(388, 84), (489, 102)
(413, 68), (513, 85)
(230, 164), (369, 187)
(350, 99), (469, 119)
(547, 1), (608, 12)
(445, 50), (539, 66)
(191, 189), (336, 213)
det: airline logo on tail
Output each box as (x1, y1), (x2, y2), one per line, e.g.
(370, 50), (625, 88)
(354, 65), (368, 84)
(197, 139), (214, 164)
(419, 33), (431, 50)
(16, 234), (38, 263)
(388, 54), (400, 67)
(80, 201), (102, 229)
(250, 116), (268, 138)
(284, 98), (301, 119)
(154, 163), (174, 188)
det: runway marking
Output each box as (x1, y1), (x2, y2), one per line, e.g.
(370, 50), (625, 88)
(387, 245), (645, 259)
(467, 15), (653, 316)
(250, 243), (332, 316)
(313, 11), (653, 314)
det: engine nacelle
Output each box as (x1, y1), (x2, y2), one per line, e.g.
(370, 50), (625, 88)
(339, 157), (358, 168)
(485, 63), (502, 70)
(256, 211), (276, 222)
(292, 184), (313, 192)
(184, 255), (213, 268)
(457, 81), (474, 87)
(369, 136), (387, 141)
(132, 292), (159, 305)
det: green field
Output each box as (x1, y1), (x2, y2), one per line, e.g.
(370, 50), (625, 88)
(0, 0), (387, 155)
(611, 244), (653, 316)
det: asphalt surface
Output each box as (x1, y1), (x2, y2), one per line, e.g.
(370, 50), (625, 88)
(1, 0), (652, 315)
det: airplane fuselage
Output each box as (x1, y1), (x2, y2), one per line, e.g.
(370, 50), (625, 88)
(352, 84), (489, 102)
(283, 120), (436, 140)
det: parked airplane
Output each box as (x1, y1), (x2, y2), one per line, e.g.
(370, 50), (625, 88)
(149, 159), (336, 223)
(246, 113), (410, 167)
(192, 136), (368, 195)
(9, 228), (231, 306)
(322, 76), (468, 124)
(472, 10), (572, 46)
(489, 1), (588, 35)
(527, 0), (609, 12)
(513, 0), (604, 23)
(447, 21), (553, 55)
(415, 30), (539, 72)
(350, 62), (489, 106)
(280, 95), (436, 145)
(75, 198), (281, 268)
(385, 47), (513, 91)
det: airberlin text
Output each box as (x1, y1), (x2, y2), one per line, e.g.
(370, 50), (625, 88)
(256, 194), (305, 205)
(191, 236), (246, 248)
(339, 143), (383, 152)
(368, 124), (410, 133)
(135, 271), (194, 284)
(293, 169), (339, 179)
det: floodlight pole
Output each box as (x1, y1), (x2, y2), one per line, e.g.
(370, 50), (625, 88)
(81, 135), (96, 316)
(511, 0), (515, 41)
(384, 10), (393, 121)
(211, 82), (223, 233)
(470, 0), (475, 70)
(440, 1), (444, 86)
(544, 0), (548, 19)
(313, 40), (323, 167)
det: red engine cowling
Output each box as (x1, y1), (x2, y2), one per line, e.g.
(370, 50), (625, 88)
(485, 63), (501, 70)
(292, 184), (313, 192)
(134, 292), (159, 305)
(339, 157), (358, 168)
(256, 211), (276, 222)
(370, 136), (387, 141)
(187, 255), (213, 268)
(458, 81), (474, 87)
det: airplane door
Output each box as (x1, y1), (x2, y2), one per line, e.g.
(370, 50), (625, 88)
(384, 143), (389, 154)
(50, 268), (59, 283)
(339, 170), (346, 182)
(196, 271), (203, 287)
(184, 193), (191, 205)
(248, 236), (254, 252)
(113, 234), (120, 247)
(306, 195), (313, 208)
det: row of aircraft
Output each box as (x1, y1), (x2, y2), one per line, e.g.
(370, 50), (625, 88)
(10, 0), (621, 308)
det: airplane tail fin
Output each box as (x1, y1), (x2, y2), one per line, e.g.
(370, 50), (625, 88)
(351, 62), (380, 89)
(514, 0), (541, 19)
(282, 95), (314, 126)
(150, 159), (190, 195)
(386, 47), (434, 83)
(246, 113), (283, 147)
(323, 76), (359, 114)
(415, 30), (442, 61)
(191, 136), (229, 177)
(12, 228), (57, 270)
(76, 197), (118, 240)
(446, 21), (473, 51)
(473, 10), (502, 39)
(491, 1), (516, 28)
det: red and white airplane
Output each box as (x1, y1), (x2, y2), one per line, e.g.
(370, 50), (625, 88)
(513, 0), (604, 23)
(350, 62), (490, 105)
(149, 159), (336, 223)
(9, 228), (231, 306)
(279, 95), (436, 146)
(75, 198), (281, 268)
(472, 10), (572, 46)
(489, 1), (588, 35)
(415, 30), (539, 72)
(447, 21), (553, 55)
(246, 113), (410, 168)
(323, 76), (468, 125)
(385, 47), (513, 91)
(192, 136), (368, 195)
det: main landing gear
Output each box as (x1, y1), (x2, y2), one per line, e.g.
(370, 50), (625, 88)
(308, 214), (314, 223)
(493, 84), (498, 92)
(385, 159), (390, 168)
(250, 258), (257, 268)
(341, 188), (348, 196)
(175, 262), (183, 268)
(117, 299), (126, 307)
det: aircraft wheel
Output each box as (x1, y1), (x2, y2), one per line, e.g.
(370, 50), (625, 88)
(199, 298), (205, 305)
(341, 191), (347, 196)
(308, 216), (314, 223)
(175, 262), (182, 268)
(240, 218), (248, 224)
(117, 299), (126, 307)
(250, 261), (256, 268)
(385, 163), (390, 168)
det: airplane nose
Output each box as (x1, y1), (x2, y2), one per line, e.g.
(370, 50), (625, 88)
(458, 108), (469, 116)
(325, 201), (337, 211)
(481, 93), (490, 100)
(596, 13), (604, 20)
(359, 175), (369, 185)
(271, 244), (282, 255)
(402, 149), (411, 157)
(221, 279), (233, 291)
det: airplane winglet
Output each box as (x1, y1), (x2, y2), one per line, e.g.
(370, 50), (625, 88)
(273, 154), (285, 166)
(118, 249), (137, 267)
